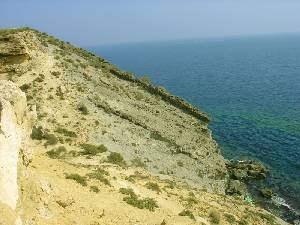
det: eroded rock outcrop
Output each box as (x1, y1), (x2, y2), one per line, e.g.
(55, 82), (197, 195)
(0, 80), (33, 224)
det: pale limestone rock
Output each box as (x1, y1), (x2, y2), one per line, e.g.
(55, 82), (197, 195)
(0, 80), (32, 223)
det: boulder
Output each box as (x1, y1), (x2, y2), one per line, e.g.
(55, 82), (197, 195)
(226, 160), (268, 181)
(260, 188), (275, 199)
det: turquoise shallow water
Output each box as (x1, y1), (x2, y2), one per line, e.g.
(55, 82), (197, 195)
(89, 34), (300, 214)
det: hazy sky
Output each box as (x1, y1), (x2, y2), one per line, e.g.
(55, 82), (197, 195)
(1, 0), (300, 46)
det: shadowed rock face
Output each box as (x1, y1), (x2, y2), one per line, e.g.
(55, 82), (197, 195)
(0, 36), (29, 62)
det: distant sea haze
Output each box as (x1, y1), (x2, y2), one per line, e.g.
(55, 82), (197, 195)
(90, 34), (300, 217)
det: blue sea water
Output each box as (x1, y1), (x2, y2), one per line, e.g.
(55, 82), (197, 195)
(89, 34), (300, 215)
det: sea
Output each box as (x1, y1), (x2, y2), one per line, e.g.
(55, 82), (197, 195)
(89, 34), (300, 222)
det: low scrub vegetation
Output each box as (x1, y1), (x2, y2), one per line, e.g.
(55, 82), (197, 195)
(87, 168), (110, 186)
(145, 182), (161, 193)
(31, 126), (44, 140)
(139, 76), (152, 84)
(107, 152), (126, 167)
(44, 133), (58, 146)
(77, 103), (89, 115)
(90, 186), (100, 193)
(178, 209), (195, 220)
(119, 188), (158, 211)
(209, 208), (221, 224)
(31, 127), (58, 146)
(65, 173), (87, 186)
(46, 146), (67, 159)
(55, 127), (77, 137)
(80, 143), (107, 156)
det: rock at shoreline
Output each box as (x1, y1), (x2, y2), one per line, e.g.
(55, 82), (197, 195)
(226, 160), (268, 181)
(260, 188), (275, 199)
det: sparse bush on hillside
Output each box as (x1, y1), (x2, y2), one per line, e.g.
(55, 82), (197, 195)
(119, 188), (135, 196)
(20, 83), (31, 92)
(80, 143), (107, 156)
(44, 133), (58, 146)
(77, 103), (89, 115)
(31, 126), (44, 140)
(119, 188), (158, 211)
(46, 146), (67, 159)
(31, 127), (59, 146)
(164, 179), (176, 189)
(107, 152), (126, 167)
(65, 173), (87, 186)
(145, 182), (161, 193)
(0, 27), (32, 36)
(55, 127), (77, 137)
(51, 71), (61, 77)
(178, 209), (195, 220)
(139, 76), (151, 84)
(209, 209), (221, 224)
(150, 131), (173, 144)
(34, 74), (45, 83)
(90, 185), (99, 193)
(86, 168), (110, 186)
(184, 196), (198, 207)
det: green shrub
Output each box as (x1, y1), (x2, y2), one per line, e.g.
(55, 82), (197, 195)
(107, 152), (126, 166)
(78, 104), (88, 115)
(80, 143), (107, 156)
(87, 168), (110, 186)
(165, 180), (176, 189)
(31, 126), (44, 140)
(65, 173), (87, 186)
(90, 186), (100, 193)
(20, 83), (31, 92)
(123, 195), (158, 211)
(178, 210), (195, 220)
(145, 182), (161, 193)
(46, 146), (67, 159)
(119, 188), (135, 196)
(184, 196), (198, 207)
(119, 188), (158, 211)
(55, 127), (77, 137)
(139, 76), (151, 84)
(209, 209), (221, 224)
(44, 133), (58, 146)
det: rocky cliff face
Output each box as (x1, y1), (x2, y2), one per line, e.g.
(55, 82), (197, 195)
(0, 80), (34, 225)
(0, 28), (289, 225)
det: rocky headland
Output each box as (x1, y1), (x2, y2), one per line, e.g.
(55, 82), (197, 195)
(0, 27), (291, 225)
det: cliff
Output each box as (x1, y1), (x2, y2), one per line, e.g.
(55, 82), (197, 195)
(0, 27), (289, 225)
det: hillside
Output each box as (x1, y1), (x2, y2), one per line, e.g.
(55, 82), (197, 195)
(0, 28), (289, 225)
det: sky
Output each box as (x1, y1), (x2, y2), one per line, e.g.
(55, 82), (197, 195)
(1, 0), (300, 46)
